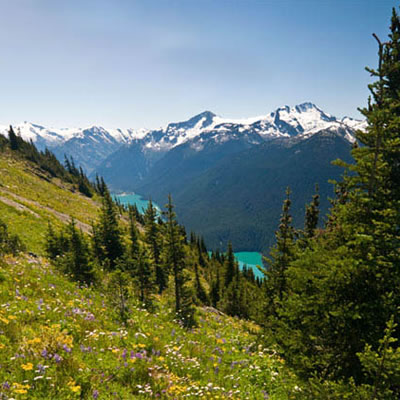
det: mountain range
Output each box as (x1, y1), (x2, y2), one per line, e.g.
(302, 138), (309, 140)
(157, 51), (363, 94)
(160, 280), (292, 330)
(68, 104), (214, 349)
(0, 103), (366, 252)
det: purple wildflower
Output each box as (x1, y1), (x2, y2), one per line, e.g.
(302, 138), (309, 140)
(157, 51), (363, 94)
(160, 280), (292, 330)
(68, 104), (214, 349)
(54, 353), (62, 363)
(85, 313), (95, 321)
(41, 349), (48, 358)
(63, 344), (71, 353)
(2, 382), (10, 390)
(37, 364), (46, 373)
(93, 389), (99, 399)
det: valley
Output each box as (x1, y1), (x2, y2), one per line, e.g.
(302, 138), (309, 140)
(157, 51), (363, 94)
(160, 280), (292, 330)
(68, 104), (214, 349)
(113, 192), (264, 278)
(0, 103), (365, 253)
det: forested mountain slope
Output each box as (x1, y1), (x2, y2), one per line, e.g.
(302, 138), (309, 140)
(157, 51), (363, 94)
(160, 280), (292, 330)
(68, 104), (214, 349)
(0, 133), (302, 399)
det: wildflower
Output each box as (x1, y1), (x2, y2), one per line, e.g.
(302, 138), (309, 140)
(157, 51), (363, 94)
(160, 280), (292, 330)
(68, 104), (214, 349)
(36, 364), (46, 373)
(93, 389), (99, 399)
(21, 362), (33, 371)
(41, 349), (48, 358)
(63, 344), (71, 353)
(14, 388), (28, 394)
(27, 337), (41, 345)
(2, 381), (10, 390)
(70, 385), (81, 393)
(53, 353), (62, 363)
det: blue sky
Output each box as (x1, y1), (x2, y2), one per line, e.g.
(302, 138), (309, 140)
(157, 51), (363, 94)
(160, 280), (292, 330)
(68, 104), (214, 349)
(0, 0), (397, 129)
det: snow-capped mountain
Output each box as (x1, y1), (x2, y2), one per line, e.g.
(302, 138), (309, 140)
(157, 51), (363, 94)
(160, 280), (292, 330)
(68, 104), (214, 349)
(0, 102), (366, 175)
(0, 122), (146, 148)
(94, 103), (365, 192)
(0, 103), (366, 252)
(132, 102), (365, 153)
(0, 123), (147, 173)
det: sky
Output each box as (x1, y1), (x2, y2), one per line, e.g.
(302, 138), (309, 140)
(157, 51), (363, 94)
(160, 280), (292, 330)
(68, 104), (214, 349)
(0, 0), (398, 129)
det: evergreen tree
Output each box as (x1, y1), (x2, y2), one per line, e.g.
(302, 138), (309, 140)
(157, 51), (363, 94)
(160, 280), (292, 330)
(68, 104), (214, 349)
(190, 231), (196, 246)
(134, 246), (154, 307)
(62, 218), (94, 283)
(265, 188), (296, 308)
(144, 200), (166, 293)
(200, 237), (207, 254)
(304, 185), (320, 239)
(210, 266), (221, 308)
(219, 272), (241, 317)
(194, 262), (208, 305)
(8, 126), (20, 151)
(0, 218), (25, 256)
(224, 241), (236, 288)
(108, 266), (131, 324)
(92, 188), (124, 269)
(45, 222), (66, 259)
(162, 195), (194, 326)
(128, 207), (140, 260)
(267, 10), (400, 385)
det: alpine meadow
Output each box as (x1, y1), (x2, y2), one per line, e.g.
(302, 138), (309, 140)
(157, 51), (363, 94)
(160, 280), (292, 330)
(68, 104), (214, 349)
(1, 1), (400, 399)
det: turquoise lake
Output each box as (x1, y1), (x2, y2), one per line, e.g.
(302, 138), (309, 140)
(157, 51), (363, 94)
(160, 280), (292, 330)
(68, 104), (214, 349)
(113, 193), (161, 214)
(234, 252), (264, 279)
(114, 193), (264, 278)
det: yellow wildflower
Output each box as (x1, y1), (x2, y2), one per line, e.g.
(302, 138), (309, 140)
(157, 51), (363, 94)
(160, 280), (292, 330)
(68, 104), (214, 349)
(70, 385), (81, 393)
(21, 362), (33, 371)
(14, 389), (27, 394)
(68, 380), (81, 393)
(13, 383), (30, 394)
(27, 337), (41, 345)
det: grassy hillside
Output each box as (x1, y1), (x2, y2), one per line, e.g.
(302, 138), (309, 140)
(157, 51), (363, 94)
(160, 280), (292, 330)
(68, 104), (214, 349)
(0, 152), (99, 253)
(0, 147), (302, 399)
(0, 254), (301, 399)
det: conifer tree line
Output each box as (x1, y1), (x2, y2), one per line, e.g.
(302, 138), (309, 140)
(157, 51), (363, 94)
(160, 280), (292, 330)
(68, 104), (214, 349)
(44, 178), (263, 328)
(0, 127), (98, 197)
(262, 8), (400, 397)
(0, 116), (263, 327)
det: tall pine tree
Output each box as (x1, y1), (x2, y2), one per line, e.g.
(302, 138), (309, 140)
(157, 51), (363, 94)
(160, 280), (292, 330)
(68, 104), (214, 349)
(162, 195), (194, 326)
(144, 200), (166, 293)
(92, 187), (124, 269)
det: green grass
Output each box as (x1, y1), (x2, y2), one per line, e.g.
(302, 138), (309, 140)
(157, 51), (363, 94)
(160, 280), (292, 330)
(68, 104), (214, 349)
(0, 152), (101, 254)
(0, 202), (51, 254)
(0, 254), (301, 399)
(0, 153), (100, 226)
(0, 150), (303, 399)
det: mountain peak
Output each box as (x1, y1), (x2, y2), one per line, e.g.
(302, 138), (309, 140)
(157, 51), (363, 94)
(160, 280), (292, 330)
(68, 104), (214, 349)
(295, 102), (318, 112)
(196, 110), (216, 118)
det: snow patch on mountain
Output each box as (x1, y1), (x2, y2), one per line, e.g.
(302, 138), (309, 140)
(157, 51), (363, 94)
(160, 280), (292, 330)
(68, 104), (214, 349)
(1, 103), (365, 173)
